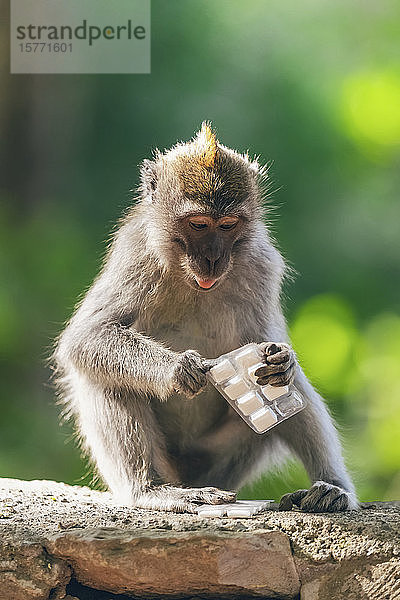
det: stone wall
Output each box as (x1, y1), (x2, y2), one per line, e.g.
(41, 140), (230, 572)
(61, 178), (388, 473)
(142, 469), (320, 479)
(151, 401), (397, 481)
(0, 479), (399, 600)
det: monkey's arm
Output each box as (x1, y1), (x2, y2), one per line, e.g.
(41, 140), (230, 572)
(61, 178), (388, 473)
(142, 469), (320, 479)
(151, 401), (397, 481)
(55, 274), (206, 400)
(251, 335), (358, 510)
(57, 320), (206, 400)
(275, 366), (358, 511)
(245, 288), (358, 511)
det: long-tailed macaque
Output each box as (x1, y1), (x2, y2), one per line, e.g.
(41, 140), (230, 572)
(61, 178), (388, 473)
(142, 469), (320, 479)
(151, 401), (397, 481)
(54, 123), (358, 513)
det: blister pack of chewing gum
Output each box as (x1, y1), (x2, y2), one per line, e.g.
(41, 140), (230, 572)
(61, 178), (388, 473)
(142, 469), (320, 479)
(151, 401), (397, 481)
(197, 499), (273, 518)
(207, 343), (305, 434)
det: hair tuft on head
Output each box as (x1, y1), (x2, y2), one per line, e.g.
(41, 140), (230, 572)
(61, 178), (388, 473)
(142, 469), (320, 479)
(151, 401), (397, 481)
(193, 121), (219, 168)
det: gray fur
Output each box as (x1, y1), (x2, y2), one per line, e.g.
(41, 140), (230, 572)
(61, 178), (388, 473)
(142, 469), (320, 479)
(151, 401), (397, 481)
(54, 123), (358, 513)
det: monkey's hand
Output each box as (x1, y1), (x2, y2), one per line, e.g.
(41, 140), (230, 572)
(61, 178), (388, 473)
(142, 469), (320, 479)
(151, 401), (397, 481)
(279, 481), (359, 512)
(254, 342), (296, 387)
(172, 350), (208, 398)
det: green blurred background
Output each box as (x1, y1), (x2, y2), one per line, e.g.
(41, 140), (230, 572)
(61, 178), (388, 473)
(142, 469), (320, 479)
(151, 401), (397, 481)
(1, 0), (399, 502)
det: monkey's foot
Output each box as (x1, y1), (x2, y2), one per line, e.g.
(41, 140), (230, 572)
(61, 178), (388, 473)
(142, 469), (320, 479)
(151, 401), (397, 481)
(279, 481), (359, 513)
(132, 485), (236, 513)
(255, 342), (296, 387)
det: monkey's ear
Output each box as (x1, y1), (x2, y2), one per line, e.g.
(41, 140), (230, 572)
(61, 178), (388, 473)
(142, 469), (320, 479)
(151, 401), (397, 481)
(140, 159), (158, 199)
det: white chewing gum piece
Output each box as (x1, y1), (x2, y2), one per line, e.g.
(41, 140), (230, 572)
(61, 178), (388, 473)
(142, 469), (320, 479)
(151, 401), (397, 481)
(223, 376), (250, 400)
(236, 391), (264, 416)
(275, 391), (303, 415)
(235, 347), (262, 370)
(209, 359), (236, 384)
(261, 384), (289, 402)
(197, 500), (274, 518)
(250, 406), (278, 432)
(226, 506), (255, 518)
(197, 505), (226, 517)
(237, 500), (272, 506)
(237, 500), (274, 509)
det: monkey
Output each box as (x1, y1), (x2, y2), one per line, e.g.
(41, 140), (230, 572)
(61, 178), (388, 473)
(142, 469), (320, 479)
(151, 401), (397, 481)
(54, 122), (358, 513)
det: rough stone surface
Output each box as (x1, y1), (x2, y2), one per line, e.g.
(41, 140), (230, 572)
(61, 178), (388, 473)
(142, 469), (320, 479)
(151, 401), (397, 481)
(47, 528), (299, 598)
(0, 478), (399, 600)
(0, 539), (70, 600)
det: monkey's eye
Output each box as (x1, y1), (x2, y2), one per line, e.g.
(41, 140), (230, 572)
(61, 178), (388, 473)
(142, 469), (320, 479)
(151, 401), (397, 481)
(219, 219), (239, 231)
(219, 223), (236, 230)
(189, 221), (208, 231)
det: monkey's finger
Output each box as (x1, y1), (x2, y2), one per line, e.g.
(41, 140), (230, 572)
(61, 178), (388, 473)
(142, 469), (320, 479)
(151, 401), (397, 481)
(279, 494), (293, 511)
(183, 350), (208, 373)
(265, 342), (280, 355)
(258, 342), (281, 356)
(187, 368), (208, 386)
(264, 349), (291, 365)
(291, 489), (309, 505)
(279, 489), (308, 511)
(279, 492), (304, 510)
(256, 366), (294, 387)
(266, 342), (285, 356)
(178, 363), (207, 387)
(180, 502), (200, 514)
(183, 487), (236, 505)
(265, 369), (294, 386)
(254, 361), (291, 377)
(299, 483), (342, 513)
(202, 358), (219, 371)
(301, 489), (342, 513)
(174, 372), (206, 397)
(329, 492), (354, 512)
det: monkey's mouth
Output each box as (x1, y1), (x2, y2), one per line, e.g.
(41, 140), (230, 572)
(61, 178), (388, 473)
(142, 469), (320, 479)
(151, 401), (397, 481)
(193, 276), (218, 290)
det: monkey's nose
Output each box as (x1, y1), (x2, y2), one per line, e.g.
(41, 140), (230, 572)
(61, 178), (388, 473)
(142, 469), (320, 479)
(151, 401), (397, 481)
(205, 256), (221, 276)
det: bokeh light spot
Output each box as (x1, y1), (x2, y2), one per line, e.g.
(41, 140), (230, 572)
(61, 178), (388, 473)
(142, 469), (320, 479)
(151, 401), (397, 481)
(341, 70), (400, 154)
(290, 294), (357, 395)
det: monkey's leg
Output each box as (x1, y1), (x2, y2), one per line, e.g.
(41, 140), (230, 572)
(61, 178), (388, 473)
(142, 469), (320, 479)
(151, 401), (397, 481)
(74, 375), (235, 512)
(276, 369), (358, 512)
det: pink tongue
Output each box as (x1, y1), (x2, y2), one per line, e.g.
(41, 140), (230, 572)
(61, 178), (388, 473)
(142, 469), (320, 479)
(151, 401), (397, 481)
(195, 277), (217, 289)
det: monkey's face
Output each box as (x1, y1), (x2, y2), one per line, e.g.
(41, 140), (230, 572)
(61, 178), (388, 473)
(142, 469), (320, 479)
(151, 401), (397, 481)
(141, 122), (263, 289)
(172, 213), (243, 291)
